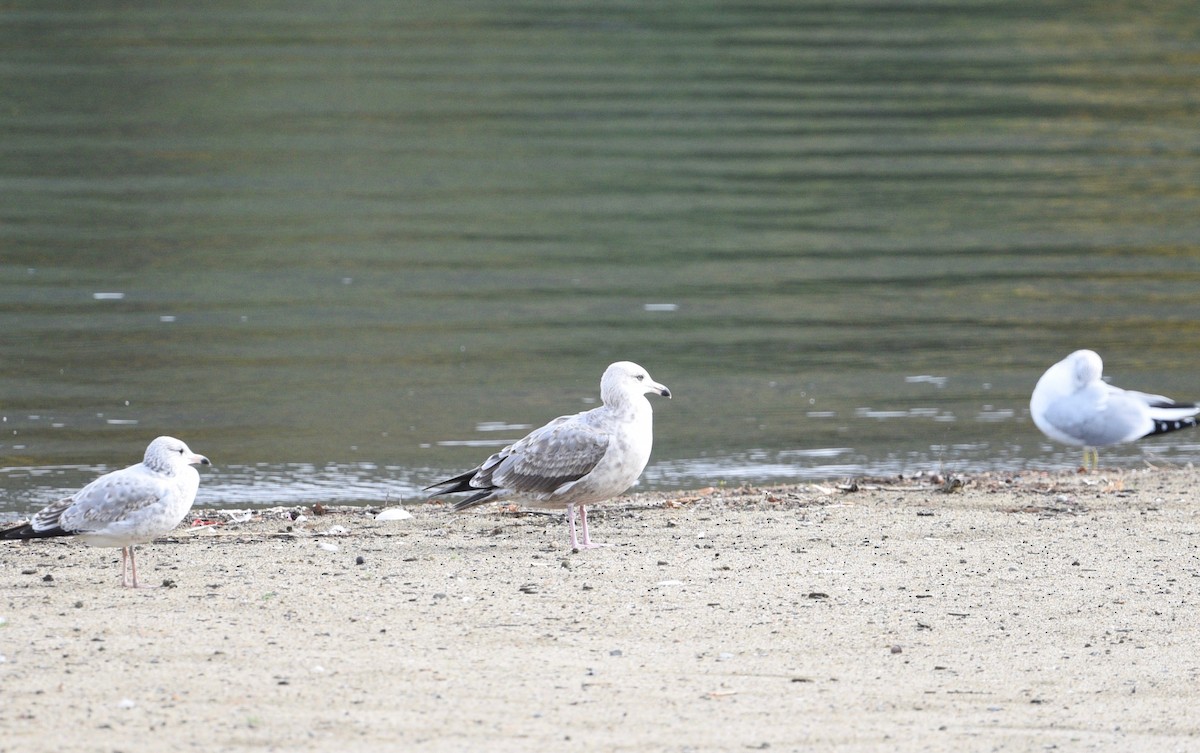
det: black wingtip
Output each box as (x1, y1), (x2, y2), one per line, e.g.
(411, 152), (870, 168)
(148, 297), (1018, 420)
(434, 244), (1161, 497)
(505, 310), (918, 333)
(0, 523), (69, 540)
(1148, 416), (1200, 438)
(451, 490), (498, 510)
(424, 470), (501, 511)
(423, 469), (480, 495)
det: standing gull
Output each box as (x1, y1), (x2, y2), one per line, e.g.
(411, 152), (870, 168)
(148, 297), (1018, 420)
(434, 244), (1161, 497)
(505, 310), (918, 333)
(1031, 349), (1200, 468)
(1, 436), (210, 588)
(425, 361), (671, 551)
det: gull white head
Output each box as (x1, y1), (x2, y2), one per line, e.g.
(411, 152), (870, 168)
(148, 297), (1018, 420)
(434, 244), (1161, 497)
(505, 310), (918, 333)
(1033, 349), (1103, 409)
(143, 436), (211, 474)
(1069, 349), (1103, 388)
(600, 361), (671, 407)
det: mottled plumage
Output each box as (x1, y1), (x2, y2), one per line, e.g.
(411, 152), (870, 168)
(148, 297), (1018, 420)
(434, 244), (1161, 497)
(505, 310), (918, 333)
(1, 436), (211, 587)
(1031, 349), (1200, 467)
(426, 361), (671, 550)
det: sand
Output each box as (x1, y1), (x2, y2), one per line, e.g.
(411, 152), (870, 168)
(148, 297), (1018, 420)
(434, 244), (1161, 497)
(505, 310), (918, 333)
(1, 468), (1199, 752)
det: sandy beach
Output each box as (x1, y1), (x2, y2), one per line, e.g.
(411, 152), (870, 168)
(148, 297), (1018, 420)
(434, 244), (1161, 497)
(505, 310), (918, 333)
(2, 467), (1199, 752)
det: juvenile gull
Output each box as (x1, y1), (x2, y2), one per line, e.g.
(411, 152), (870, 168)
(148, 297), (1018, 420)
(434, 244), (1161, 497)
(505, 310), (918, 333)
(1031, 349), (1200, 468)
(425, 361), (671, 550)
(1, 436), (210, 588)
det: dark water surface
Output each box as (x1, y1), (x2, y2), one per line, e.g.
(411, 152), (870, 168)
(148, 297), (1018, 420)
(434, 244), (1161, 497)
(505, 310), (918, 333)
(3, 2), (1200, 513)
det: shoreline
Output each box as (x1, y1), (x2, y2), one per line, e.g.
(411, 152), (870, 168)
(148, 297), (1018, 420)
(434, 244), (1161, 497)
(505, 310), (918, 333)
(2, 467), (1198, 752)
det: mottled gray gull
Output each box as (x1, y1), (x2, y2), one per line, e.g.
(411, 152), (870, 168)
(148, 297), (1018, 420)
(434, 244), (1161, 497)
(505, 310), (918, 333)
(1031, 349), (1200, 468)
(425, 361), (671, 550)
(1, 436), (210, 588)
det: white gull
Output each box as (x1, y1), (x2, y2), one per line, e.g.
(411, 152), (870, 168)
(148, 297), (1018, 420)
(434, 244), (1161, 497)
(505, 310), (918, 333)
(1031, 349), (1200, 467)
(425, 361), (671, 550)
(1, 436), (210, 587)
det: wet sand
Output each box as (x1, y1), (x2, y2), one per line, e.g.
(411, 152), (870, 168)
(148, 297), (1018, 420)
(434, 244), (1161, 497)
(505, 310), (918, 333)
(2, 468), (1198, 752)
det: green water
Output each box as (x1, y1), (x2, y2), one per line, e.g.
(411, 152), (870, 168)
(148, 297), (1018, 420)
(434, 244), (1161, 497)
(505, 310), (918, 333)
(3, 2), (1200, 512)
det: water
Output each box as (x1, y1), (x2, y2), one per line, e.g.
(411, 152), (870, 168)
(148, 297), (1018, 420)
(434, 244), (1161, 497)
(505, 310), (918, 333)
(3, 2), (1200, 514)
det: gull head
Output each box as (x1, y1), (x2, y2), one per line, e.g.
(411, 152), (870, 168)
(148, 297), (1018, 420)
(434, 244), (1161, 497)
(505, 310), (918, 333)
(601, 361), (671, 406)
(1068, 349), (1103, 389)
(144, 436), (211, 474)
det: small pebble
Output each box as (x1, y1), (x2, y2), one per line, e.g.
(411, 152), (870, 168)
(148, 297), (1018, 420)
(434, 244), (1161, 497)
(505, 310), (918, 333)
(355, 555), (365, 565)
(42, 573), (54, 582)
(890, 645), (903, 654)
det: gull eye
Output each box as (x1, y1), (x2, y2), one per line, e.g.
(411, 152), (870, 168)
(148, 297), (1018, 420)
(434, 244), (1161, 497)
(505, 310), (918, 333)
(635, 374), (645, 381)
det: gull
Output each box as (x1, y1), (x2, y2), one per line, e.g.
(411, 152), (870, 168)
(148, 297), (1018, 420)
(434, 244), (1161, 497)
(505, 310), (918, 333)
(1030, 349), (1200, 468)
(1, 436), (211, 587)
(425, 361), (671, 551)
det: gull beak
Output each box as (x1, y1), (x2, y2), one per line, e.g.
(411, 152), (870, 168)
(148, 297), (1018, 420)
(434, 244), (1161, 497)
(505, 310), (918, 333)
(190, 453), (212, 467)
(652, 381), (672, 399)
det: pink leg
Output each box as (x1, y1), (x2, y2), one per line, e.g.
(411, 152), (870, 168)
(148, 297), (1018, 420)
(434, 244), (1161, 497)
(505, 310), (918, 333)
(128, 546), (140, 588)
(120, 546), (156, 588)
(575, 505), (611, 550)
(566, 504), (582, 550)
(120, 547), (132, 587)
(126, 546), (159, 588)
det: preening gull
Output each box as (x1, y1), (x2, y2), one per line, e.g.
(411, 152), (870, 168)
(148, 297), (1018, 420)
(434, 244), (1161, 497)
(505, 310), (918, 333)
(1031, 349), (1200, 468)
(1, 436), (210, 588)
(425, 361), (671, 551)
